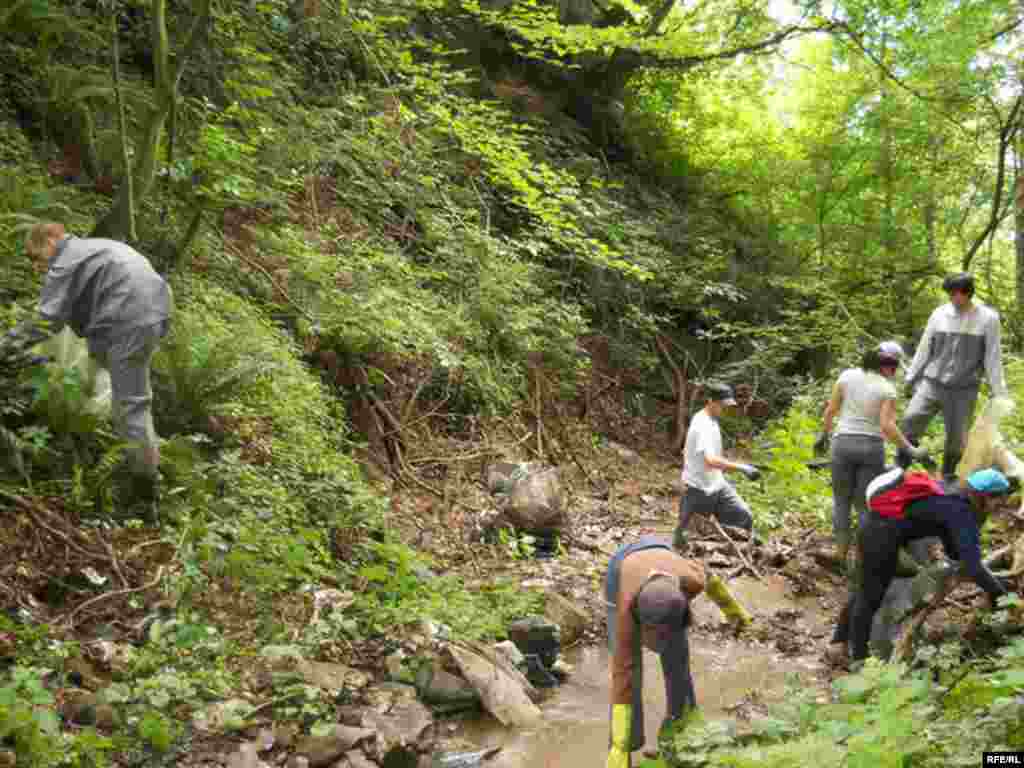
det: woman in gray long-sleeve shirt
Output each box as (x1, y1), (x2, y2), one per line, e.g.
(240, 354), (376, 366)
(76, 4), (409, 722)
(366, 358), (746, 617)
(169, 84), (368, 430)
(25, 221), (172, 521)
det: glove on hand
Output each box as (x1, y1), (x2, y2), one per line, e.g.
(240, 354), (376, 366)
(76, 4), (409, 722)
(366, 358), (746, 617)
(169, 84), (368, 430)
(736, 463), (761, 481)
(813, 431), (831, 457)
(908, 445), (936, 470)
(607, 704), (632, 768)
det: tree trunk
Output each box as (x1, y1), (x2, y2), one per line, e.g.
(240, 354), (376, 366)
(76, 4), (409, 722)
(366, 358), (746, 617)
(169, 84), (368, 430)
(91, 0), (211, 240)
(1016, 157), (1024, 352)
(654, 333), (689, 454)
(111, 1), (135, 242)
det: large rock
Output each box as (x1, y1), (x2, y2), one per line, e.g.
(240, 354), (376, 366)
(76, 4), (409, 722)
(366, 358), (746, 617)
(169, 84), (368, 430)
(296, 661), (370, 693)
(362, 694), (434, 751)
(444, 641), (541, 726)
(294, 725), (375, 768)
(415, 660), (481, 710)
(486, 462), (566, 535)
(543, 592), (587, 646)
(504, 467), (565, 533)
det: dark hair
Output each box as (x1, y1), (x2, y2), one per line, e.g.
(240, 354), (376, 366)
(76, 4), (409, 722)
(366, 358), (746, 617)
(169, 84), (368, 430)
(861, 347), (899, 373)
(942, 272), (975, 297)
(861, 349), (882, 372)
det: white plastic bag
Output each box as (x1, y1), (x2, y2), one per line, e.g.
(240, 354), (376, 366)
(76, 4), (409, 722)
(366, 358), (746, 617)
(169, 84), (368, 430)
(39, 327), (113, 419)
(957, 396), (1024, 516)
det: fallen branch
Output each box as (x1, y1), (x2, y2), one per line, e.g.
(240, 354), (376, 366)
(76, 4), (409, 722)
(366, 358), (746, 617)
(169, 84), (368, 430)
(710, 515), (762, 580)
(102, 538), (129, 590)
(892, 545), (1013, 662)
(61, 566), (165, 628)
(0, 490), (107, 562)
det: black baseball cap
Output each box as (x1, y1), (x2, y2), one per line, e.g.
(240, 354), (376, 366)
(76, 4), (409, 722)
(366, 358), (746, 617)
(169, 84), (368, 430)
(634, 578), (688, 626)
(704, 382), (737, 406)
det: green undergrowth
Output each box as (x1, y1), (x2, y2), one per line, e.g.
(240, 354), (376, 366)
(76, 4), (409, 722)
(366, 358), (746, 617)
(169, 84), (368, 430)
(663, 632), (1024, 768)
(745, 355), (1024, 538)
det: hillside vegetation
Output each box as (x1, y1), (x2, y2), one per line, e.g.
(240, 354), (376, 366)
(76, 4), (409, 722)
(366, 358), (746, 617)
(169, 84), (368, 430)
(1, 0), (1023, 766)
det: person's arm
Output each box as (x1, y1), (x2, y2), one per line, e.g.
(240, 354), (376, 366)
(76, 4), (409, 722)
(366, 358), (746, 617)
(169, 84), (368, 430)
(703, 453), (751, 473)
(905, 311), (937, 387)
(880, 398), (922, 454)
(821, 380), (843, 435)
(952, 513), (1006, 599)
(37, 273), (71, 335)
(610, 593), (637, 707)
(984, 311), (1008, 397)
(693, 419), (749, 475)
(608, 592), (636, 767)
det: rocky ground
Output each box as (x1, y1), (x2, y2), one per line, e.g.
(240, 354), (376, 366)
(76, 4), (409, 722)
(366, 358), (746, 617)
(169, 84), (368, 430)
(3, 439), (1019, 768)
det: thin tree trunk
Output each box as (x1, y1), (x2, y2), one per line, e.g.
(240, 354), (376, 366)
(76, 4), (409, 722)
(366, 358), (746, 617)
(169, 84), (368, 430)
(1016, 153), (1024, 352)
(654, 333), (689, 454)
(92, 0), (211, 240)
(110, 2), (135, 241)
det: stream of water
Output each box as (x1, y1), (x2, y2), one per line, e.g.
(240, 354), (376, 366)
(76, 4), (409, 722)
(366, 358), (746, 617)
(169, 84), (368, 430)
(457, 575), (831, 768)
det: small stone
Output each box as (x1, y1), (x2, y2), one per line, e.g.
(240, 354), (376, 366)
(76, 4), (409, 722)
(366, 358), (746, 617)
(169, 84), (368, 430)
(342, 750), (377, 768)
(274, 723), (299, 749)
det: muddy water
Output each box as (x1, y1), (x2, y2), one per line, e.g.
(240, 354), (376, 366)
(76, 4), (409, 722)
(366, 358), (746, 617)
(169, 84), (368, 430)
(457, 576), (830, 768)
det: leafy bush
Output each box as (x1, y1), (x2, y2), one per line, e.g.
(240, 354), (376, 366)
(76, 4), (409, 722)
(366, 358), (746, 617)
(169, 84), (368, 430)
(152, 290), (274, 437)
(0, 666), (62, 765)
(662, 644), (1024, 768)
(348, 539), (544, 642)
(745, 395), (831, 531)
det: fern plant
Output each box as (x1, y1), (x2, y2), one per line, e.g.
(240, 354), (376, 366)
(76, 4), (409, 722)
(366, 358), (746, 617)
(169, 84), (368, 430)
(152, 318), (272, 436)
(0, 321), (51, 482)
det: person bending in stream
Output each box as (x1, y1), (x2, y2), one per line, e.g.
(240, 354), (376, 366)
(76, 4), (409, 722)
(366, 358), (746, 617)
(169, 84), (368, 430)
(831, 467), (1012, 665)
(605, 535), (706, 768)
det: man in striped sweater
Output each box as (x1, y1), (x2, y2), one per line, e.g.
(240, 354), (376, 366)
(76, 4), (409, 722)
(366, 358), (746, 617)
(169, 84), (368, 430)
(902, 273), (1007, 486)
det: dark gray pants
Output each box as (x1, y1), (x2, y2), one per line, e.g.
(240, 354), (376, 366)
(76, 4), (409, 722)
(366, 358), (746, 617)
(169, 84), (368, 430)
(901, 379), (978, 483)
(831, 434), (885, 547)
(91, 320), (170, 506)
(674, 484), (752, 549)
(901, 379), (978, 562)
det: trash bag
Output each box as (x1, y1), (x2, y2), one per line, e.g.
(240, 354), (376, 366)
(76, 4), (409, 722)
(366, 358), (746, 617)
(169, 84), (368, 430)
(957, 396), (1024, 515)
(36, 328), (113, 421)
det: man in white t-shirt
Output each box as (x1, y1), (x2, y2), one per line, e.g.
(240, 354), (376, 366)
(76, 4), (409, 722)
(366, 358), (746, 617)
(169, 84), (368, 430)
(672, 383), (760, 550)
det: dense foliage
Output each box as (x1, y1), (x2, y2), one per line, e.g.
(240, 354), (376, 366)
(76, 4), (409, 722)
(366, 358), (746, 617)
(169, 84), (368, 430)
(1, 0), (1023, 765)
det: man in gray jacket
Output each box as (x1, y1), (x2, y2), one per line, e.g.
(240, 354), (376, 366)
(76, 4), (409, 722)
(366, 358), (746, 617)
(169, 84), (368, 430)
(24, 221), (173, 520)
(902, 272), (1006, 486)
